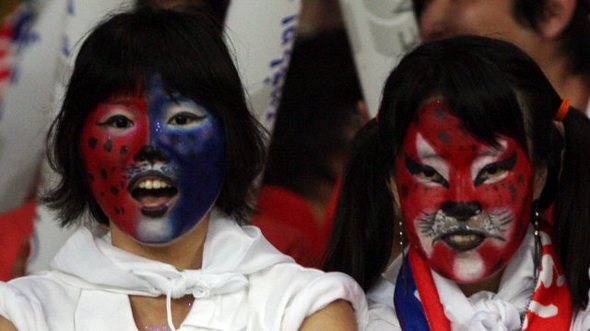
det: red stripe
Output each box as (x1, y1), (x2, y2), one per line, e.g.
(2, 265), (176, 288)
(409, 248), (452, 331)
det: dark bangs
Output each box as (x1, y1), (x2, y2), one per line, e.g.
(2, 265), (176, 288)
(379, 35), (529, 171)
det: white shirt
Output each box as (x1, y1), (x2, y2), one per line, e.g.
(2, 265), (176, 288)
(0, 211), (368, 330)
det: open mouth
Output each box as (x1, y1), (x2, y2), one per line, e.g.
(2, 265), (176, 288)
(441, 231), (485, 251)
(129, 173), (178, 218)
(433, 227), (505, 252)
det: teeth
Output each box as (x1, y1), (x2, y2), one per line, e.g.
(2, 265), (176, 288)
(448, 234), (479, 244)
(137, 179), (171, 190)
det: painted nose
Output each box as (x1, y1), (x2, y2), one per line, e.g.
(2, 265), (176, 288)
(418, 0), (453, 42)
(134, 145), (166, 163)
(441, 201), (482, 221)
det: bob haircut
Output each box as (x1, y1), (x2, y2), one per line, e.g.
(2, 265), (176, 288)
(43, 7), (266, 226)
(324, 35), (590, 310)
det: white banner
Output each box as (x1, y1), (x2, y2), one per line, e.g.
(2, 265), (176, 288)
(339, 0), (419, 116)
(224, 0), (301, 130)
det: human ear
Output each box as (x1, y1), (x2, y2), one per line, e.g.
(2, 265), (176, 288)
(533, 166), (548, 200)
(537, 0), (576, 39)
(388, 175), (401, 210)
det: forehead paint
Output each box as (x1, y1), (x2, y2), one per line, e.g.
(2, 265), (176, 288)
(395, 100), (533, 284)
(81, 75), (225, 244)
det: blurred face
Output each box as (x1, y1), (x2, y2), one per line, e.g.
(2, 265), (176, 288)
(80, 76), (225, 244)
(417, 0), (537, 52)
(395, 100), (533, 283)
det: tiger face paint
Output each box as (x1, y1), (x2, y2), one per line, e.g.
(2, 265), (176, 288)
(395, 100), (533, 283)
(80, 76), (225, 244)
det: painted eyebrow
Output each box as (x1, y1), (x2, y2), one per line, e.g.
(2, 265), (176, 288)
(473, 152), (517, 186)
(404, 155), (449, 188)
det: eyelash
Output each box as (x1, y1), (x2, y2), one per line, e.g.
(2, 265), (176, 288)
(167, 111), (206, 126)
(405, 156), (449, 187)
(98, 115), (133, 129)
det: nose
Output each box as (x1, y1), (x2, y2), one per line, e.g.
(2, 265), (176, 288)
(418, 0), (453, 42)
(441, 201), (482, 221)
(134, 145), (166, 163)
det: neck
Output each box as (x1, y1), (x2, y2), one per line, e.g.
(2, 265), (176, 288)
(457, 269), (503, 297)
(110, 215), (209, 270)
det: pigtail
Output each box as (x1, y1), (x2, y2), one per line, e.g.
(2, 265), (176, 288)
(323, 119), (396, 291)
(556, 107), (590, 310)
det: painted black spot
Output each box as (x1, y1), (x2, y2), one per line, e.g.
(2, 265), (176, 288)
(88, 137), (98, 149)
(104, 140), (113, 152)
(121, 207), (125, 215)
(509, 184), (517, 202)
(88, 173), (95, 182)
(518, 174), (524, 184)
(438, 131), (451, 145)
(471, 144), (478, 152)
(120, 145), (129, 155)
(100, 169), (108, 180)
(114, 207), (120, 215)
(435, 107), (447, 119)
(120, 181), (125, 188)
(110, 186), (119, 195)
(401, 185), (409, 199)
(100, 192), (105, 197)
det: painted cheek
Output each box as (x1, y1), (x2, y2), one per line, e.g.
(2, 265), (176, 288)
(80, 104), (150, 234)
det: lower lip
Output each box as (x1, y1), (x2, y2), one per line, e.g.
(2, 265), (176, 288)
(140, 205), (169, 218)
(442, 233), (484, 252)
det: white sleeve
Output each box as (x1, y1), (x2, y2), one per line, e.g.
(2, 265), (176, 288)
(0, 282), (49, 331)
(249, 265), (368, 331)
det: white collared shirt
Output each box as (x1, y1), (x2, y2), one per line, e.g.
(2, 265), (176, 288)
(0, 211), (368, 330)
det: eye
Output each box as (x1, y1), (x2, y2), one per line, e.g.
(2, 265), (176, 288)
(98, 115), (133, 129)
(405, 156), (449, 187)
(474, 153), (516, 186)
(167, 112), (206, 127)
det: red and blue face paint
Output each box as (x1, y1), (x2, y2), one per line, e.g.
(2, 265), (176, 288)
(80, 77), (225, 244)
(395, 100), (533, 284)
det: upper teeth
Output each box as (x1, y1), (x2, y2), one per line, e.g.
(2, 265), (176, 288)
(448, 234), (480, 244)
(138, 179), (171, 189)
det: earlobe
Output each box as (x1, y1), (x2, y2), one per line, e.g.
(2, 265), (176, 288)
(538, 0), (576, 39)
(533, 166), (548, 201)
(388, 176), (402, 210)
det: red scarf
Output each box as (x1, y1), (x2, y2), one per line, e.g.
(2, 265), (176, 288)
(410, 220), (573, 330)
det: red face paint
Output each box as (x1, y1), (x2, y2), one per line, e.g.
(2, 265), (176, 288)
(395, 100), (533, 284)
(80, 96), (149, 238)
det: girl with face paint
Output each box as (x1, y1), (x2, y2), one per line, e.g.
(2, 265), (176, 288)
(0, 7), (368, 331)
(325, 35), (590, 330)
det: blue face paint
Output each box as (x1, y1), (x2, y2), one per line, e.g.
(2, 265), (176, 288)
(141, 76), (225, 243)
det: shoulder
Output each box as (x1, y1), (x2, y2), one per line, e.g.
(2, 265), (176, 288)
(249, 263), (369, 330)
(0, 272), (79, 330)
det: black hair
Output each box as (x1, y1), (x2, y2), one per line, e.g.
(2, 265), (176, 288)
(325, 35), (590, 311)
(134, 0), (231, 26)
(412, 0), (590, 77)
(262, 28), (364, 201)
(42, 7), (266, 226)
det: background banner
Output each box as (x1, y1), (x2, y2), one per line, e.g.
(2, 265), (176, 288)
(224, 0), (300, 130)
(338, 0), (419, 116)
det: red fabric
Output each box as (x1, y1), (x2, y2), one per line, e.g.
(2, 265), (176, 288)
(0, 200), (35, 281)
(409, 248), (452, 331)
(252, 185), (332, 268)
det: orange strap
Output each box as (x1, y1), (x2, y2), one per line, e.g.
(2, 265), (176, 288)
(554, 99), (570, 122)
